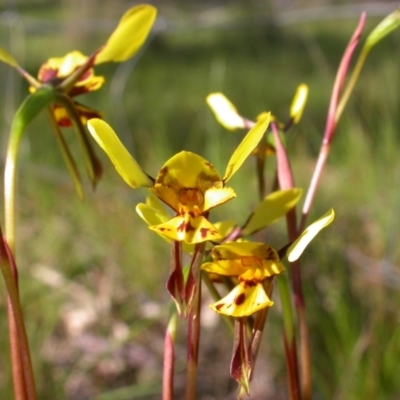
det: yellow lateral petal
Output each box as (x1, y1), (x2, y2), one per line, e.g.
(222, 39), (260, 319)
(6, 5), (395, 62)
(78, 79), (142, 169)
(287, 208), (335, 262)
(223, 113), (270, 182)
(87, 119), (153, 188)
(242, 188), (303, 236)
(212, 241), (278, 261)
(203, 187), (236, 212)
(210, 283), (273, 317)
(0, 46), (19, 67)
(95, 5), (157, 64)
(201, 259), (248, 276)
(206, 92), (246, 130)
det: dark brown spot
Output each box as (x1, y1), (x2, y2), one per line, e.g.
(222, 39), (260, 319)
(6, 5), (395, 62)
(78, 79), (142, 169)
(216, 303), (224, 310)
(234, 293), (246, 305)
(177, 220), (195, 233)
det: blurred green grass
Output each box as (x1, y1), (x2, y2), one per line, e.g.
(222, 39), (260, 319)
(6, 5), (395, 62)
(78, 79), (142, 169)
(1, 2), (400, 399)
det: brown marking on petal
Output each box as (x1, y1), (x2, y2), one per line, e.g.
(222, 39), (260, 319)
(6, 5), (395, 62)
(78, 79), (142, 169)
(240, 278), (258, 288)
(234, 293), (246, 305)
(177, 220), (195, 233)
(215, 303), (224, 311)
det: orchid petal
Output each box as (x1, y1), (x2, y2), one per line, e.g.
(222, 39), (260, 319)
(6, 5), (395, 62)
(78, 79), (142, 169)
(206, 92), (246, 130)
(95, 5), (157, 64)
(290, 84), (308, 124)
(154, 151), (222, 189)
(202, 259), (249, 276)
(242, 188), (303, 236)
(137, 202), (195, 253)
(211, 241), (279, 261)
(0, 46), (19, 67)
(287, 208), (335, 262)
(223, 113), (270, 182)
(150, 215), (222, 244)
(210, 283), (273, 317)
(203, 187), (236, 211)
(87, 118), (153, 188)
(213, 220), (237, 238)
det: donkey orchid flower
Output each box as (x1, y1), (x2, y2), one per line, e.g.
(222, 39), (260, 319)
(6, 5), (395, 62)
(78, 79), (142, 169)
(0, 4), (157, 126)
(203, 208), (335, 317)
(87, 114), (271, 244)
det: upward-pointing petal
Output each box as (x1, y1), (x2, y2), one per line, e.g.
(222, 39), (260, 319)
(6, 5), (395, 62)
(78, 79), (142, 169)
(87, 119), (153, 188)
(223, 113), (270, 183)
(95, 5), (157, 64)
(287, 208), (335, 262)
(0, 46), (19, 67)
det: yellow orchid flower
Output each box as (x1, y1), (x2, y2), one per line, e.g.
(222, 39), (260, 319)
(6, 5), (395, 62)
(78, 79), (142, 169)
(202, 242), (285, 317)
(87, 114), (271, 244)
(1, 5), (157, 126)
(203, 208), (335, 317)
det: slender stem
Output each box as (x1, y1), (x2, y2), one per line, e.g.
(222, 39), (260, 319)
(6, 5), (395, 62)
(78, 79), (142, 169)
(0, 237), (37, 400)
(185, 243), (206, 400)
(185, 273), (202, 400)
(163, 305), (178, 400)
(277, 273), (301, 400)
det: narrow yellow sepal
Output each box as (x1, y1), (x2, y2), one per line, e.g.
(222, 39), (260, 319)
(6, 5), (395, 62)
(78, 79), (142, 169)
(290, 84), (308, 124)
(242, 188), (303, 236)
(206, 92), (246, 130)
(223, 113), (270, 182)
(0, 46), (19, 67)
(87, 118), (153, 188)
(287, 208), (335, 262)
(95, 5), (157, 64)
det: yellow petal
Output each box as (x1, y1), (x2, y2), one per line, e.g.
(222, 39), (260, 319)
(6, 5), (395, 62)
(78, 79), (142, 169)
(287, 208), (335, 262)
(154, 151), (223, 190)
(95, 5), (157, 64)
(201, 259), (248, 276)
(210, 283), (273, 317)
(223, 113), (270, 182)
(87, 118), (153, 188)
(213, 220), (237, 238)
(212, 241), (278, 261)
(136, 202), (170, 226)
(137, 202), (194, 253)
(290, 84), (308, 124)
(203, 187), (236, 211)
(242, 188), (303, 236)
(0, 46), (19, 67)
(206, 93), (246, 130)
(150, 214), (222, 244)
(146, 193), (169, 215)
